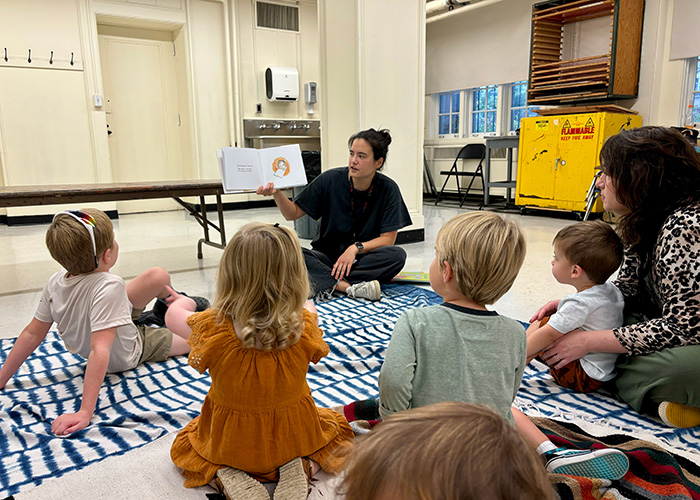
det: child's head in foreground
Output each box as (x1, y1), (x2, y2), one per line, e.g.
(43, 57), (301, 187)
(340, 402), (555, 500)
(433, 211), (526, 305)
(213, 222), (309, 351)
(46, 209), (114, 275)
(552, 220), (623, 285)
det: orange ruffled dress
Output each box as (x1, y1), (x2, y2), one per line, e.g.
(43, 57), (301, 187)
(170, 308), (353, 486)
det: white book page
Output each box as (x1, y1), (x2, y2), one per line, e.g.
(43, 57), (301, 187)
(257, 144), (308, 189)
(220, 147), (263, 191)
(217, 150), (244, 194)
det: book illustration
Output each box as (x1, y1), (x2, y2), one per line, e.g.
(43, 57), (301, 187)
(218, 144), (307, 193)
(272, 157), (291, 178)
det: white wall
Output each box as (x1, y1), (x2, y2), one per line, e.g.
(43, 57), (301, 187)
(0, 0), (324, 216)
(188, 0), (232, 180)
(319, 0), (425, 232)
(426, 0), (532, 94)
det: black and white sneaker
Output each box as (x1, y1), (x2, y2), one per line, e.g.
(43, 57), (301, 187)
(135, 291), (209, 327)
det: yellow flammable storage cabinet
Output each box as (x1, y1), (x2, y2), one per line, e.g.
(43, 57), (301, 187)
(515, 112), (641, 216)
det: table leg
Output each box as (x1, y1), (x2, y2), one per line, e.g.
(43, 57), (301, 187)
(216, 194), (226, 246)
(198, 196), (209, 259)
(172, 196), (226, 258)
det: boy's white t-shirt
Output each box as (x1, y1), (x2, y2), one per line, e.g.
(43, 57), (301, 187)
(546, 282), (624, 382)
(34, 271), (143, 373)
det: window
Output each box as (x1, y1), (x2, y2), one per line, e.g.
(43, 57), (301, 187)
(691, 57), (700, 125)
(471, 85), (498, 135)
(509, 81), (539, 132)
(438, 91), (460, 136)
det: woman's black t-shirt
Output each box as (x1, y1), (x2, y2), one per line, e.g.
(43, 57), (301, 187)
(294, 167), (412, 259)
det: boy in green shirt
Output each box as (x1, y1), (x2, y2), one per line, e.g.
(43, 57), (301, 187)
(377, 211), (628, 480)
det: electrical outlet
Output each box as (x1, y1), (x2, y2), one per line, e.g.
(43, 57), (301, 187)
(255, 103), (262, 113)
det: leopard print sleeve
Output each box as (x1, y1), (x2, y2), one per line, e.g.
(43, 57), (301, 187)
(612, 203), (700, 355)
(613, 251), (641, 300)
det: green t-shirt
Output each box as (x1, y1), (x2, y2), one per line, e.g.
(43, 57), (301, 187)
(378, 303), (526, 424)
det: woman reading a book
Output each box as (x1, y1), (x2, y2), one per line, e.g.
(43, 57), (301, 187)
(256, 128), (412, 302)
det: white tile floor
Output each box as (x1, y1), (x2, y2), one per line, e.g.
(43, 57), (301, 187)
(0, 203), (575, 339)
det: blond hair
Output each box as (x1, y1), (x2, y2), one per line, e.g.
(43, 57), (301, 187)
(213, 222), (309, 351)
(340, 402), (555, 500)
(436, 212), (526, 305)
(553, 220), (623, 284)
(46, 208), (114, 275)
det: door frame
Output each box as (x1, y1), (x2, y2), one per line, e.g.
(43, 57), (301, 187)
(92, 14), (196, 184)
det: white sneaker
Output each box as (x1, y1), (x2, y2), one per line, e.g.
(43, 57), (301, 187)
(346, 280), (382, 301)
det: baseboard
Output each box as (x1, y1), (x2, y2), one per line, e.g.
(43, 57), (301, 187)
(5, 210), (119, 226)
(194, 199), (276, 212)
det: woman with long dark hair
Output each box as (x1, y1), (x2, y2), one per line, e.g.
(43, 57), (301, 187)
(534, 126), (700, 428)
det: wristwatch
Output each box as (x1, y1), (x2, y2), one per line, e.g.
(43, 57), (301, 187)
(354, 241), (364, 254)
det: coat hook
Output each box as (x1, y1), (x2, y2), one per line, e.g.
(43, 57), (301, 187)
(49, 50), (54, 64)
(70, 52), (74, 66)
(3, 48), (7, 62)
(27, 48), (31, 63)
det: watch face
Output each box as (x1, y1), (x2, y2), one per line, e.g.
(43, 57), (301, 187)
(355, 242), (363, 252)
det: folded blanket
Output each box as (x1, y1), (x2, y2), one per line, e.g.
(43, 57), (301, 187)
(535, 417), (700, 500)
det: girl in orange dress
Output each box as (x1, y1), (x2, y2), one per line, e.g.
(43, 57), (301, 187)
(166, 222), (353, 499)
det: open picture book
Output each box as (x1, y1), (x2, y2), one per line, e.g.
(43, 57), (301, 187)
(217, 144), (307, 193)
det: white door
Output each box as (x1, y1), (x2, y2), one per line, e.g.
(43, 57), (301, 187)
(99, 28), (184, 213)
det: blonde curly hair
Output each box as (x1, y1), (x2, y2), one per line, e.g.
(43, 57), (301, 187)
(213, 222), (309, 351)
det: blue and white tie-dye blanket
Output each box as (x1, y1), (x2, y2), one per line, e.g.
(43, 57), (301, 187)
(1, 284), (698, 498)
(0, 285), (437, 498)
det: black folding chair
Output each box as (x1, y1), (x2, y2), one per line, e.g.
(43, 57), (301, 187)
(434, 144), (486, 207)
(583, 170), (602, 221)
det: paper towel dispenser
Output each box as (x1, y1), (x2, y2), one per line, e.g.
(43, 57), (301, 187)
(265, 67), (299, 102)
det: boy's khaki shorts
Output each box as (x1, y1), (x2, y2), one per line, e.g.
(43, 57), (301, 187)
(131, 309), (173, 364)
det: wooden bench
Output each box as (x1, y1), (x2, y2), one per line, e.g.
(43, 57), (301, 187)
(0, 180), (227, 259)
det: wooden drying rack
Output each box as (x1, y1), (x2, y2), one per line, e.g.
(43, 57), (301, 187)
(527, 0), (644, 105)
